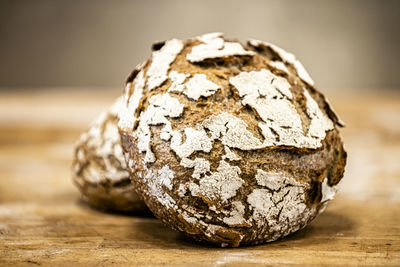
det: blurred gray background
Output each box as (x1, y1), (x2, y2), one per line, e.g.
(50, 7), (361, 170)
(0, 0), (399, 90)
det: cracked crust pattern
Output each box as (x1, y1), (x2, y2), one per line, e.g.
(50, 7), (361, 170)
(72, 97), (148, 213)
(119, 33), (347, 246)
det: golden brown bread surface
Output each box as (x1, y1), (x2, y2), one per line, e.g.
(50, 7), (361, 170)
(72, 98), (148, 213)
(119, 33), (347, 246)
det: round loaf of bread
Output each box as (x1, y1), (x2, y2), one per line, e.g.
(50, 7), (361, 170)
(72, 97), (147, 213)
(118, 33), (347, 246)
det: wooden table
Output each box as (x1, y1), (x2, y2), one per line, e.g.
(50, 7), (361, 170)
(0, 89), (399, 266)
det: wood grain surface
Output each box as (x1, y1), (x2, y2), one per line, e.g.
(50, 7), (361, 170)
(0, 89), (399, 266)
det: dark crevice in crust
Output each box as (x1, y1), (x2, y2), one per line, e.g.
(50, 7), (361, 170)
(125, 69), (140, 84)
(152, 40), (166, 51)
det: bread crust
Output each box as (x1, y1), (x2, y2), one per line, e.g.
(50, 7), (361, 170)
(119, 33), (347, 246)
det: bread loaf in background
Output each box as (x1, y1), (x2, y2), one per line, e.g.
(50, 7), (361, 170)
(72, 97), (148, 213)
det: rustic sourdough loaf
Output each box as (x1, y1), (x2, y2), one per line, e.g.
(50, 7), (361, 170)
(118, 33), (347, 246)
(72, 97), (148, 213)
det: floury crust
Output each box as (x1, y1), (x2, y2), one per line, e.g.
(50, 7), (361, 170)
(72, 97), (148, 213)
(119, 33), (347, 247)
